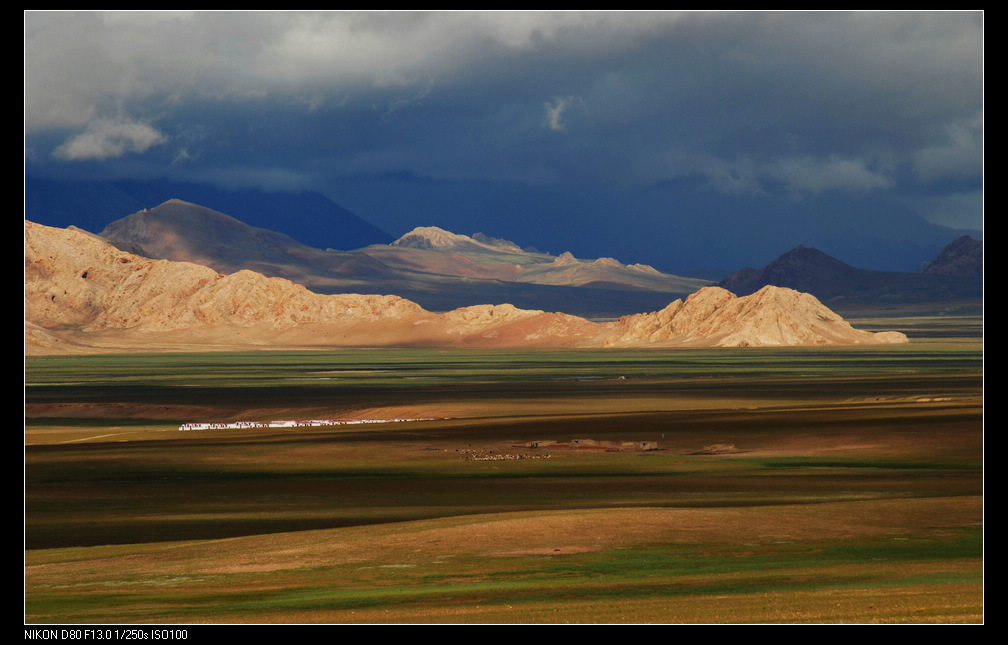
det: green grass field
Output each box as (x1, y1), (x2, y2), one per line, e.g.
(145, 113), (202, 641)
(24, 337), (983, 623)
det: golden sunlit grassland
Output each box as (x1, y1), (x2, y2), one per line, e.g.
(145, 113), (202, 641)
(24, 329), (983, 623)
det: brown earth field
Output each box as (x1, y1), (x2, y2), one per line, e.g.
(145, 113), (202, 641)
(24, 341), (983, 624)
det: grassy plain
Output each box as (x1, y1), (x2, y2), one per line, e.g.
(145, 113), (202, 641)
(24, 329), (983, 623)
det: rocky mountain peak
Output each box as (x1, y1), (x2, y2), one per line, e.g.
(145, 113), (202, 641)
(392, 226), (471, 250)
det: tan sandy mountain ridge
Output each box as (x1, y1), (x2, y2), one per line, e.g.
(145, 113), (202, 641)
(24, 220), (907, 354)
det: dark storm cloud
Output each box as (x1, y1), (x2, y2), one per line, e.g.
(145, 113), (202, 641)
(25, 11), (983, 266)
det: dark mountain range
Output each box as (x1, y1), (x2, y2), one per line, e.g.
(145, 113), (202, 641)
(98, 199), (356, 278)
(24, 175), (393, 251)
(718, 244), (982, 315)
(25, 174), (982, 318)
(24, 176), (147, 234)
(96, 200), (711, 318)
(26, 174), (982, 278)
(922, 236), (983, 278)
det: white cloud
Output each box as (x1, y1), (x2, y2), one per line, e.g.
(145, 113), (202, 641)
(383, 78), (435, 121)
(257, 12), (681, 83)
(24, 11), (681, 130)
(766, 155), (894, 195)
(25, 10), (981, 206)
(53, 118), (166, 161)
(656, 150), (894, 196)
(544, 95), (580, 131)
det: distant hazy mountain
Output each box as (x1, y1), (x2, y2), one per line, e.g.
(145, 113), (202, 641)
(24, 176), (147, 233)
(376, 225), (701, 291)
(921, 236), (983, 278)
(718, 244), (982, 314)
(96, 201), (712, 318)
(98, 199), (376, 282)
(24, 175), (393, 251)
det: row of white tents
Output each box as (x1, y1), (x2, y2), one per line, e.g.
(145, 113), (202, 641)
(179, 417), (437, 431)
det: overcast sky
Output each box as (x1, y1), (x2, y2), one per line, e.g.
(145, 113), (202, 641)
(24, 11), (983, 274)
